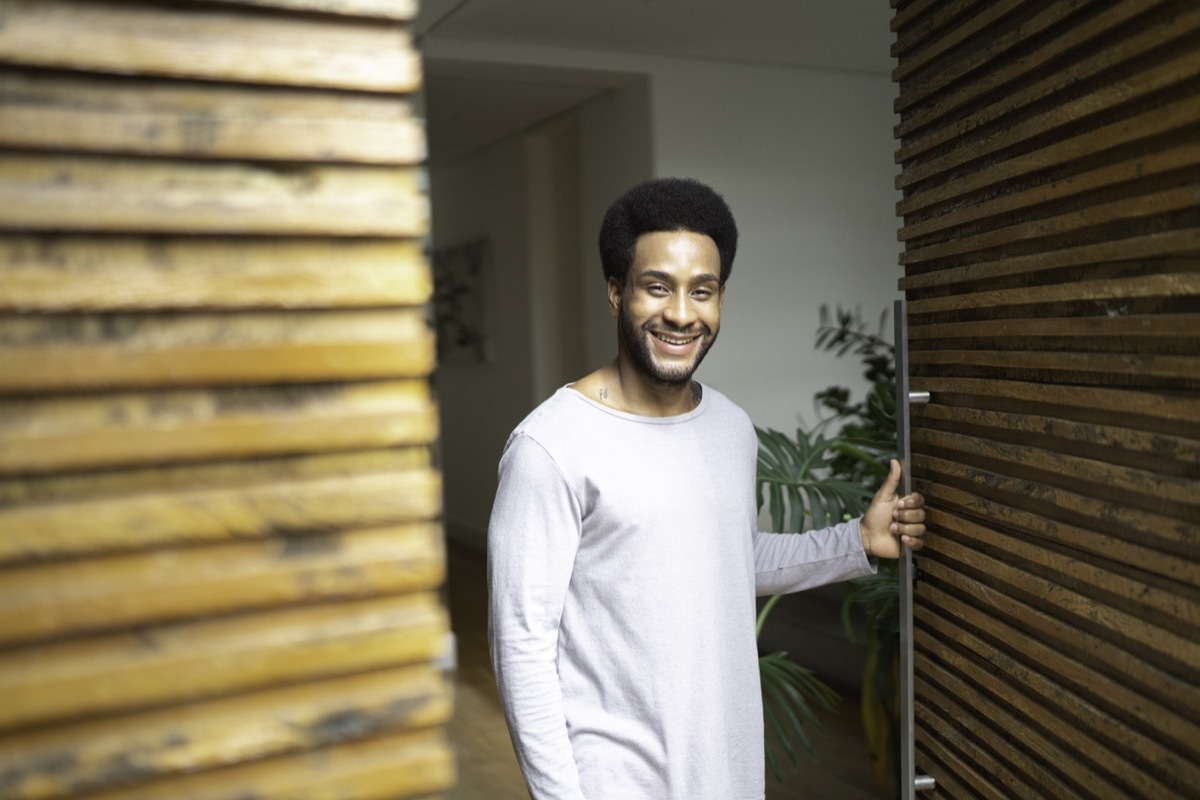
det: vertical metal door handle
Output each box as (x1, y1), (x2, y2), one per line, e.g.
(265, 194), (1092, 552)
(895, 300), (937, 797)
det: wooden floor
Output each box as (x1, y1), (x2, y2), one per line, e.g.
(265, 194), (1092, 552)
(443, 543), (884, 799)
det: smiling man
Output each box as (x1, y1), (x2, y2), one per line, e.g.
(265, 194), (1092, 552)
(487, 178), (926, 800)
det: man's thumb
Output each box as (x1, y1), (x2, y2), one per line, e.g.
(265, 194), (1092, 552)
(876, 458), (902, 500)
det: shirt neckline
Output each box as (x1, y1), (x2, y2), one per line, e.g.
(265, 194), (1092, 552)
(562, 383), (710, 424)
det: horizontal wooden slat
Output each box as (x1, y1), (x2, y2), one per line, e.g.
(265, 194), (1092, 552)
(898, 47), (1200, 195)
(0, 522), (444, 645)
(898, 229), (1200, 291)
(0, 448), (428, 508)
(918, 554), (1198, 740)
(900, 133), (1200, 240)
(916, 457), (1196, 581)
(0, 592), (447, 732)
(921, 465), (1193, 580)
(910, 349), (1200, 388)
(915, 677), (1078, 799)
(199, 0), (419, 20)
(0, 236), (431, 311)
(909, 402), (1199, 475)
(893, 0), (1091, 111)
(918, 425), (1196, 521)
(0, 155), (428, 236)
(908, 377), (1200, 429)
(83, 726), (453, 800)
(0, 467), (441, 563)
(926, 506), (1197, 631)
(0, 0), (420, 92)
(915, 607), (1188, 798)
(890, 0), (938, 32)
(0, 309), (435, 393)
(908, 273), (1200, 314)
(891, 0), (1024, 79)
(901, 95), (1200, 225)
(0, 71), (424, 164)
(909, 314), (1200, 345)
(918, 580), (1199, 759)
(891, 0), (986, 58)
(900, 184), (1200, 265)
(914, 632), (1118, 797)
(925, 526), (1198, 680)
(913, 720), (1014, 800)
(0, 381), (437, 474)
(0, 309), (428, 348)
(895, 0), (1195, 147)
(0, 664), (449, 799)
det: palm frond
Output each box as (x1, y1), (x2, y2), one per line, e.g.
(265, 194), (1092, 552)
(759, 650), (840, 780)
(755, 426), (871, 533)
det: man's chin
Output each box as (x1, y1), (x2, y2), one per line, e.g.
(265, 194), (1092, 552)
(644, 355), (701, 385)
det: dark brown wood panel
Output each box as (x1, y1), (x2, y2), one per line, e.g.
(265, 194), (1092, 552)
(894, 0), (1199, 796)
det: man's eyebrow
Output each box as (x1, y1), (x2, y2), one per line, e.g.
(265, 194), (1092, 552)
(639, 270), (720, 284)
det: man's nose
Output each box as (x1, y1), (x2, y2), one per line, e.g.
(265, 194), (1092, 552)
(662, 292), (696, 327)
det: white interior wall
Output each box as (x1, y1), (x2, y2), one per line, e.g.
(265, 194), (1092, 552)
(427, 40), (901, 547)
(430, 136), (536, 547)
(647, 59), (902, 433)
(575, 78), (655, 371)
(525, 116), (584, 402)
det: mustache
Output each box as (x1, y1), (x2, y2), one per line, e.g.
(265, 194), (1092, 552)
(641, 321), (712, 337)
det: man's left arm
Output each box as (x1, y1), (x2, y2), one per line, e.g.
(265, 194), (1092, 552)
(753, 459), (926, 596)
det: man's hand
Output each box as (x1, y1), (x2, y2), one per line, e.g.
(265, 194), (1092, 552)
(860, 459), (927, 559)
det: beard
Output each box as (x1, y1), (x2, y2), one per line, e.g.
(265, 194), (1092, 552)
(618, 305), (719, 387)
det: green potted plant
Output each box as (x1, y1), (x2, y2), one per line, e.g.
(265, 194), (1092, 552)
(755, 422), (871, 780)
(755, 304), (900, 789)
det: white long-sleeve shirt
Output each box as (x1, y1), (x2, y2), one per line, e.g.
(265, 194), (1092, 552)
(487, 385), (873, 800)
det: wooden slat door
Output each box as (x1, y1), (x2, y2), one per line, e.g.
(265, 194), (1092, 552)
(892, 1), (1199, 798)
(0, 2), (452, 798)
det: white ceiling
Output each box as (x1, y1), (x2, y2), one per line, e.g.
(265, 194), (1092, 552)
(416, 0), (897, 164)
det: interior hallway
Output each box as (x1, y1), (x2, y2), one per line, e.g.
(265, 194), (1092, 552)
(443, 543), (882, 800)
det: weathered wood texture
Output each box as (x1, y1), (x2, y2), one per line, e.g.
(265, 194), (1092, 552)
(893, 1), (1200, 798)
(0, 1), (449, 798)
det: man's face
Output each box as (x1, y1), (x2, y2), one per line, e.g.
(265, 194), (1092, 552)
(610, 230), (725, 386)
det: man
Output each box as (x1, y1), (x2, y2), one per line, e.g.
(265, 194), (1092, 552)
(488, 177), (926, 800)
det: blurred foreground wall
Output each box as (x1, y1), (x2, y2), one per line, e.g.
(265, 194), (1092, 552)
(0, 1), (453, 797)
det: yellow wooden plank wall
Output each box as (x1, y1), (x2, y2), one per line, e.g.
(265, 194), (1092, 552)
(892, 1), (1199, 797)
(0, 1), (451, 798)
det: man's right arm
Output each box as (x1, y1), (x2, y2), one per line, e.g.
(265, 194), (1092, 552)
(487, 433), (587, 800)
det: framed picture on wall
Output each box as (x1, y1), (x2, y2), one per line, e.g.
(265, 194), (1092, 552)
(431, 238), (493, 363)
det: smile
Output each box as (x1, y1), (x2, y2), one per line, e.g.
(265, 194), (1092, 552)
(652, 331), (699, 346)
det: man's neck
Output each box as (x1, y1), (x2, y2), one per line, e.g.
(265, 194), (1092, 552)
(573, 359), (698, 417)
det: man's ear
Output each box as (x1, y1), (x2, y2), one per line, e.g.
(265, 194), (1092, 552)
(607, 277), (623, 318)
(718, 284), (726, 309)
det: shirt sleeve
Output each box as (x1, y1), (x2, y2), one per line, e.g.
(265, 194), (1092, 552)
(487, 433), (587, 800)
(752, 518), (876, 597)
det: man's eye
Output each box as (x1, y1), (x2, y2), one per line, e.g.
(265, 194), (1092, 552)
(648, 285), (669, 295)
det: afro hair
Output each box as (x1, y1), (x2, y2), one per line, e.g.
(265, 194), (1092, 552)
(598, 177), (738, 286)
